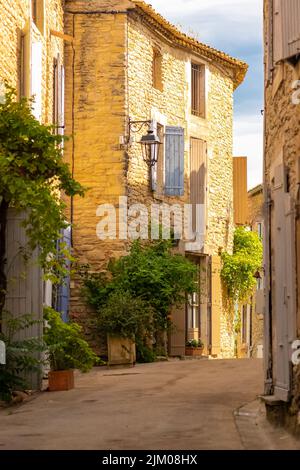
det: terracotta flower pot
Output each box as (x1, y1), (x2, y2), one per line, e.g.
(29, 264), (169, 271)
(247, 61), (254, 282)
(185, 347), (204, 357)
(48, 370), (74, 391)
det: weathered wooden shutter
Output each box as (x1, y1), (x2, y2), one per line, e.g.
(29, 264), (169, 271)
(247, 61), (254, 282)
(31, 41), (43, 121)
(5, 209), (43, 390)
(60, 64), (65, 134)
(20, 26), (31, 98)
(191, 64), (205, 118)
(233, 157), (248, 225)
(266, 0), (274, 81)
(281, 0), (300, 61)
(272, 164), (297, 401)
(55, 227), (71, 323)
(190, 138), (207, 233)
(53, 55), (64, 134)
(273, 0), (300, 63)
(165, 126), (184, 196)
(273, 0), (283, 63)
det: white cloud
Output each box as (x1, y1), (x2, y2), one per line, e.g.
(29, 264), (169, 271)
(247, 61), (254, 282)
(234, 114), (263, 189)
(147, 0), (264, 189)
(147, 0), (263, 45)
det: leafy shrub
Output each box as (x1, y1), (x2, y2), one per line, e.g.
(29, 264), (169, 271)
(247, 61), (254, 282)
(96, 291), (154, 341)
(136, 341), (157, 363)
(83, 239), (197, 332)
(0, 87), (84, 324)
(0, 313), (44, 402)
(221, 227), (263, 303)
(44, 308), (99, 372)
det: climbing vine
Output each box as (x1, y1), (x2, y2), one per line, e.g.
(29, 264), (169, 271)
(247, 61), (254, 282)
(0, 86), (84, 323)
(221, 226), (263, 303)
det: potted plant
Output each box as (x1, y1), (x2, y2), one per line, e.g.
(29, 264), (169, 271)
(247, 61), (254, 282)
(185, 339), (204, 357)
(44, 308), (99, 391)
(97, 291), (154, 366)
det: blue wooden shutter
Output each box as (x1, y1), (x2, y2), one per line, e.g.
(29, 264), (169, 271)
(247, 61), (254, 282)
(165, 126), (184, 196)
(56, 226), (71, 323)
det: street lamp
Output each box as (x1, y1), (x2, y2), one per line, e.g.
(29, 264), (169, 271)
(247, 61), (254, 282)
(128, 118), (161, 168)
(139, 128), (161, 167)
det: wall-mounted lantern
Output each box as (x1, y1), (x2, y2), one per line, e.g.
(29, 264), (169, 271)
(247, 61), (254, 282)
(128, 118), (161, 168)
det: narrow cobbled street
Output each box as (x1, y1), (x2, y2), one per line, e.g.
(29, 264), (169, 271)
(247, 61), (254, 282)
(1, 359), (298, 450)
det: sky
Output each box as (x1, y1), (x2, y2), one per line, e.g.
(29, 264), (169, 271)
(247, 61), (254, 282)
(148, 0), (264, 189)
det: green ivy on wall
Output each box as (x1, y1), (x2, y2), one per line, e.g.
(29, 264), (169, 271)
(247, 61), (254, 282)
(221, 226), (263, 303)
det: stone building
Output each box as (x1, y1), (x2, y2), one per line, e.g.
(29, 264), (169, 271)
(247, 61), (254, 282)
(64, 0), (247, 358)
(0, 0), (66, 387)
(263, 0), (300, 433)
(235, 183), (264, 360)
(247, 184), (264, 359)
(0, 0), (65, 125)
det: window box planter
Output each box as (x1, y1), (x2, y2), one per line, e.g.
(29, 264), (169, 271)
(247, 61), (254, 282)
(185, 347), (204, 357)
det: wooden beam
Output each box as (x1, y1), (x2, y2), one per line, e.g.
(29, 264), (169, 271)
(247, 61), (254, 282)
(50, 29), (74, 43)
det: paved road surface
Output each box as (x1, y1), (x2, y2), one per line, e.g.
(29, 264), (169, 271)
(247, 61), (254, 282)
(0, 358), (297, 450)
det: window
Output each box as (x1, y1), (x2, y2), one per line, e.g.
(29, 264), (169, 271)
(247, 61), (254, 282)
(191, 63), (205, 118)
(187, 292), (200, 329)
(284, 166), (290, 193)
(257, 277), (264, 291)
(31, 0), (44, 35)
(187, 262), (201, 331)
(153, 49), (163, 91)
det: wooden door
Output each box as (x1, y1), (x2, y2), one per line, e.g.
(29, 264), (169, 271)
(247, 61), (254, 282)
(271, 164), (297, 401)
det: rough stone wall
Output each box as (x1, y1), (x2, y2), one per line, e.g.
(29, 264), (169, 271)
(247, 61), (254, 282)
(0, 0), (64, 124)
(264, 0), (300, 431)
(207, 69), (235, 358)
(127, 15), (235, 257)
(265, 63), (300, 196)
(248, 187), (264, 227)
(64, 2), (128, 346)
(127, 14), (188, 211)
(206, 69), (235, 256)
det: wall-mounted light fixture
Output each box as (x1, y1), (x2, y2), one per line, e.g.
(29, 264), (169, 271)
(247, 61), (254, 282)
(128, 118), (161, 168)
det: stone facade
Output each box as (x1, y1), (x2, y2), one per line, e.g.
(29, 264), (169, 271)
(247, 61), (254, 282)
(64, 0), (247, 358)
(263, 0), (300, 433)
(0, 0), (64, 124)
